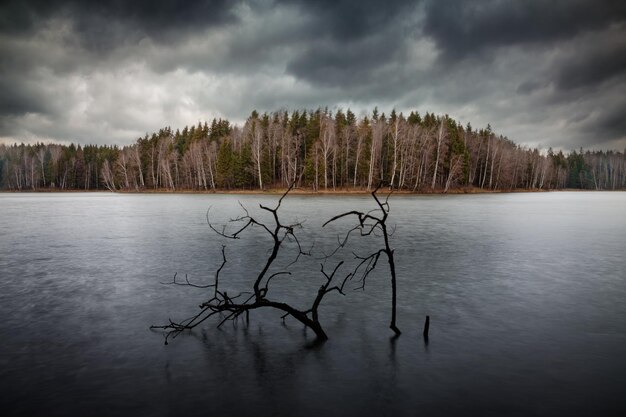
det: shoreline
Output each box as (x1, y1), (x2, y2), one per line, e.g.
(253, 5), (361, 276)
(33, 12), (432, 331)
(1, 187), (620, 195)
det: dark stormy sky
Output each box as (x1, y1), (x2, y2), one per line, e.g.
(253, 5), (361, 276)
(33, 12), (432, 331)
(1, 0), (625, 150)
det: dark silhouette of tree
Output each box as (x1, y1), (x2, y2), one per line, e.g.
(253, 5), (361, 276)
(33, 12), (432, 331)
(151, 184), (402, 344)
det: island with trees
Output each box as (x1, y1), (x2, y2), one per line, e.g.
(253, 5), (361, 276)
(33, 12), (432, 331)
(1, 108), (624, 192)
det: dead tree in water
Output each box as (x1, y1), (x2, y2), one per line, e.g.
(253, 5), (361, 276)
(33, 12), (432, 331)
(151, 185), (353, 344)
(323, 184), (402, 336)
(152, 184), (402, 344)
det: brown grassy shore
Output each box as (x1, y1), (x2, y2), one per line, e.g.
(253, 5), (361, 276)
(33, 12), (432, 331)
(1, 187), (556, 195)
(8, 187), (611, 194)
(114, 186), (549, 195)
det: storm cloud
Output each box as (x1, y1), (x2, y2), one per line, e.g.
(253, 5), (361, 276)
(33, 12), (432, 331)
(1, 0), (625, 150)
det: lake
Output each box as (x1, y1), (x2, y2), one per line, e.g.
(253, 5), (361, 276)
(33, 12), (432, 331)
(1, 191), (625, 416)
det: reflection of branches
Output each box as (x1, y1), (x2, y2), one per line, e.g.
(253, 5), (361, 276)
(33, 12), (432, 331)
(152, 184), (347, 344)
(323, 183), (402, 336)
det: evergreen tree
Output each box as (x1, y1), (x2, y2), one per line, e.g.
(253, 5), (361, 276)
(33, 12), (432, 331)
(216, 139), (235, 188)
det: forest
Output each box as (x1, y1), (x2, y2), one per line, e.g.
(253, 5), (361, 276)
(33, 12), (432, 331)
(1, 108), (624, 192)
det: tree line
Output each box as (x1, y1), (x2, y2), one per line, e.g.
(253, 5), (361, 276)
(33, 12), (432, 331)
(1, 108), (624, 192)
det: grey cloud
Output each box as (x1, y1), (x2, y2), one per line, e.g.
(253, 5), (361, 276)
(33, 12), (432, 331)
(568, 112), (591, 125)
(582, 103), (626, 142)
(277, 0), (420, 90)
(422, 0), (626, 61)
(554, 36), (626, 91)
(516, 80), (545, 95)
(542, 83), (626, 149)
(0, 76), (51, 116)
(142, 6), (307, 75)
(0, 0), (238, 50)
(139, 0), (422, 98)
(277, 0), (415, 41)
(286, 35), (406, 88)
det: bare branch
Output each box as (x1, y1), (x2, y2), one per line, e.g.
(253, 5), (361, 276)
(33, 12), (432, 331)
(160, 272), (216, 289)
(320, 183), (402, 335)
(264, 271), (292, 293)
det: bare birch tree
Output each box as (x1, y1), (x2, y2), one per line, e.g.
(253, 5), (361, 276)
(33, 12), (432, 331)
(431, 119), (445, 190)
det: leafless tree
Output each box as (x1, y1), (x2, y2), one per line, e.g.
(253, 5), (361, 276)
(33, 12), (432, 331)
(444, 154), (464, 193)
(431, 119), (445, 190)
(116, 148), (131, 189)
(368, 120), (384, 191)
(101, 159), (117, 191)
(319, 113), (336, 190)
(132, 144), (145, 188)
(152, 184), (403, 344)
(353, 120), (367, 188)
(389, 114), (404, 189)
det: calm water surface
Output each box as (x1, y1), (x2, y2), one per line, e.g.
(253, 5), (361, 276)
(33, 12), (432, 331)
(1, 192), (625, 416)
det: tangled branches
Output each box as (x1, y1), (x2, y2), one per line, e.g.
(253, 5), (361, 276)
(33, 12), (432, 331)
(152, 183), (400, 345)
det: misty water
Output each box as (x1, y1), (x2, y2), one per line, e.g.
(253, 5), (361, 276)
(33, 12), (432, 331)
(1, 192), (625, 416)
